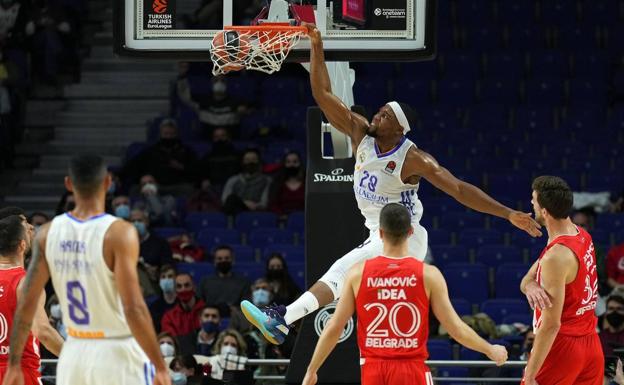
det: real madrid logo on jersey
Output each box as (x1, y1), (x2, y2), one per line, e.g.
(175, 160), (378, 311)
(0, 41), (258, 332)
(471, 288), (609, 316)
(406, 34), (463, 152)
(358, 150), (367, 164)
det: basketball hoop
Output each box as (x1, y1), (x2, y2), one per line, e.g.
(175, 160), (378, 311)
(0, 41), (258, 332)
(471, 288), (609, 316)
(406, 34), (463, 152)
(210, 23), (307, 75)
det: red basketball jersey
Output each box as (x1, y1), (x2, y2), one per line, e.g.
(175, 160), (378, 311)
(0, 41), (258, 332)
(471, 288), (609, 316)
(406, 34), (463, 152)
(0, 267), (40, 370)
(356, 256), (429, 360)
(534, 226), (599, 336)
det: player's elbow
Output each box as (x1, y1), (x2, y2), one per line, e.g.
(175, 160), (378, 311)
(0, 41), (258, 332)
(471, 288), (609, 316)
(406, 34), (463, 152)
(122, 302), (148, 321)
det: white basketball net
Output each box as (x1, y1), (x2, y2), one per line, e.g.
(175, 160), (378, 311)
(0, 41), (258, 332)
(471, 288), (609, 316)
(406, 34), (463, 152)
(211, 28), (306, 75)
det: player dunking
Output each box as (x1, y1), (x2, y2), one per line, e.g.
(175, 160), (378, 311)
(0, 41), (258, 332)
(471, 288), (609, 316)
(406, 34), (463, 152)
(519, 176), (602, 385)
(302, 203), (508, 385)
(241, 23), (542, 345)
(0, 211), (64, 385)
(3, 155), (171, 385)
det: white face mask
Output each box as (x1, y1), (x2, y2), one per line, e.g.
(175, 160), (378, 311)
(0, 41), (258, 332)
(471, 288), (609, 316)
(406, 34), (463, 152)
(220, 345), (237, 356)
(160, 342), (175, 357)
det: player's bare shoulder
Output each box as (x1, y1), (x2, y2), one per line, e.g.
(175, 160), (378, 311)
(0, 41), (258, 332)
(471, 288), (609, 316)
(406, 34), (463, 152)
(348, 261), (366, 295)
(401, 145), (437, 184)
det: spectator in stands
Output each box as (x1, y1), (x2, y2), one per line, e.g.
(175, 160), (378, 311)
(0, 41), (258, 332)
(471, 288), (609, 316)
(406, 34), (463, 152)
(111, 195), (131, 220)
(171, 233), (205, 263)
(55, 191), (74, 214)
(186, 178), (222, 212)
(229, 277), (273, 334)
(607, 238), (624, 291)
(265, 253), (301, 306)
(197, 127), (240, 187)
(199, 245), (250, 317)
(27, 211), (49, 229)
(178, 304), (222, 356)
(132, 174), (178, 226)
(0, 0), (34, 48)
(149, 264), (177, 333)
(161, 272), (206, 337)
(207, 329), (248, 380)
(222, 149), (271, 215)
(269, 151), (305, 216)
(123, 119), (197, 194)
(170, 355), (203, 385)
(196, 76), (245, 134)
(600, 294), (624, 356)
(131, 208), (173, 268)
(158, 331), (180, 359)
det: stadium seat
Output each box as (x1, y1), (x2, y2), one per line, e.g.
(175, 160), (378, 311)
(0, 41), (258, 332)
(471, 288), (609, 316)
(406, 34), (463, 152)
(152, 227), (186, 239)
(234, 262), (265, 281)
(431, 245), (470, 269)
(481, 299), (530, 324)
(428, 229), (451, 245)
(185, 212), (228, 232)
(176, 263), (214, 284)
(427, 339), (452, 360)
(248, 228), (295, 248)
(196, 228), (241, 250)
(230, 244), (255, 263)
(444, 264), (489, 304)
(286, 211), (305, 234)
(596, 214), (624, 230)
(459, 346), (486, 360)
(529, 51), (569, 79)
(263, 244), (305, 263)
(477, 245), (524, 269)
(451, 299), (473, 316)
(234, 212), (278, 232)
(439, 212), (486, 231)
(502, 313), (533, 326)
(459, 229), (503, 248)
(495, 264), (531, 299)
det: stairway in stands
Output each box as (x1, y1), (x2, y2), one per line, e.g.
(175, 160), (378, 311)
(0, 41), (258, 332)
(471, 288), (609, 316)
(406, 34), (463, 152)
(3, 1), (173, 216)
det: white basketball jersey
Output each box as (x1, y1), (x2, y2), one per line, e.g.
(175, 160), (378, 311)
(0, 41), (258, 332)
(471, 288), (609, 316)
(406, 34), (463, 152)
(46, 213), (132, 339)
(354, 135), (425, 231)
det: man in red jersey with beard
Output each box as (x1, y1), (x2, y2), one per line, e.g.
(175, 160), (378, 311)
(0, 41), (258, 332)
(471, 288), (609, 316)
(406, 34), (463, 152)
(520, 176), (603, 385)
(0, 209), (64, 385)
(302, 203), (508, 385)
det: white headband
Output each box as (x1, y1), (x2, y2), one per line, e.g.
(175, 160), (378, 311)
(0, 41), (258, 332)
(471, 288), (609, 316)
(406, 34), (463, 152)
(387, 101), (411, 135)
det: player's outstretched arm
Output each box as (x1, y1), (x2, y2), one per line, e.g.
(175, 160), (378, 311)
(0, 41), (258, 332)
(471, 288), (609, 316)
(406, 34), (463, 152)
(302, 22), (369, 148)
(520, 261), (552, 310)
(523, 246), (569, 384)
(23, 288), (64, 356)
(405, 148), (542, 237)
(303, 266), (359, 385)
(4, 224), (53, 385)
(426, 265), (507, 366)
(109, 221), (171, 385)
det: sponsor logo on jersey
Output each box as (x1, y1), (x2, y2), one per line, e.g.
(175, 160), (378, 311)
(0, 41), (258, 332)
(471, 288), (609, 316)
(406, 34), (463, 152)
(313, 168), (354, 183)
(314, 301), (354, 343)
(384, 161), (396, 174)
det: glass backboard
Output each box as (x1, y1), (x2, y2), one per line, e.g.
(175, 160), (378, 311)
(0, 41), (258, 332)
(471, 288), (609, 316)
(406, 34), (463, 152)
(113, 0), (436, 62)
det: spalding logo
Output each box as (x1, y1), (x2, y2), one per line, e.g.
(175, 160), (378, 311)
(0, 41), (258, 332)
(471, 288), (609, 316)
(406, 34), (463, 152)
(152, 0), (167, 14)
(314, 302), (354, 343)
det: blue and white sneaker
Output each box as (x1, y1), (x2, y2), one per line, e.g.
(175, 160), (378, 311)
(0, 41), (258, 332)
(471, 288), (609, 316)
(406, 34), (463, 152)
(241, 300), (289, 345)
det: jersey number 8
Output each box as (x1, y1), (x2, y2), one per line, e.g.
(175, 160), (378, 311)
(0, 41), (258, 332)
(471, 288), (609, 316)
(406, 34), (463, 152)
(67, 281), (90, 325)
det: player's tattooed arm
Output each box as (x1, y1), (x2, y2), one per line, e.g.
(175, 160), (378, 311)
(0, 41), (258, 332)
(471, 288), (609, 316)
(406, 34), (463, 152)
(9, 224), (52, 366)
(303, 22), (368, 149)
(404, 147), (543, 237)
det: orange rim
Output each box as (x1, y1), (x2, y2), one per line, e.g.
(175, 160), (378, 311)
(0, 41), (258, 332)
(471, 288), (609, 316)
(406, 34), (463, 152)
(224, 23), (308, 34)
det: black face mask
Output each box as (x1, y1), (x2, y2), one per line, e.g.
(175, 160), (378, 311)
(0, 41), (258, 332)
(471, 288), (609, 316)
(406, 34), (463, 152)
(284, 166), (300, 178)
(607, 312), (624, 329)
(216, 261), (232, 274)
(267, 269), (284, 280)
(160, 138), (179, 148)
(243, 162), (260, 174)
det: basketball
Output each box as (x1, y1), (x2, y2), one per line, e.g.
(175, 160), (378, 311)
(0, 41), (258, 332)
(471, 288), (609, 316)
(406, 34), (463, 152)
(211, 30), (251, 73)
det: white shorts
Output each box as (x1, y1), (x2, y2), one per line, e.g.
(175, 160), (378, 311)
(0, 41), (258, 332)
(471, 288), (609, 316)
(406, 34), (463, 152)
(319, 224), (428, 298)
(57, 337), (154, 385)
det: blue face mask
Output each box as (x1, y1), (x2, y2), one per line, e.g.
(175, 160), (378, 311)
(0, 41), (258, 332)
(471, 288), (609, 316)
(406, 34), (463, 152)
(133, 221), (147, 237)
(107, 181), (116, 195)
(159, 278), (174, 293)
(114, 204), (130, 219)
(252, 289), (271, 306)
(201, 321), (219, 334)
(171, 372), (187, 385)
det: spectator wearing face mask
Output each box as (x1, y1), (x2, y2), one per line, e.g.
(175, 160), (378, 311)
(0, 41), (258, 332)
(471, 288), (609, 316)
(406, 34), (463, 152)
(199, 245), (250, 317)
(229, 278), (273, 334)
(222, 149), (271, 215)
(27, 212), (49, 233)
(131, 209), (173, 268)
(170, 354), (203, 385)
(196, 76), (246, 134)
(111, 195), (131, 220)
(269, 152), (305, 216)
(600, 294), (624, 356)
(186, 178), (222, 213)
(207, 329), (248, 380)
(162, 273), (206, 337)
(171, 233), (205, 263)
(265, 253), (301, 306)
(122, 119), (198, 194)
(149, 264), (177, 333)
(178, 304), (222, 356)
(158, 331), (180, 359)
(196, 127), (240, 187)
(132, 174), (178, 226)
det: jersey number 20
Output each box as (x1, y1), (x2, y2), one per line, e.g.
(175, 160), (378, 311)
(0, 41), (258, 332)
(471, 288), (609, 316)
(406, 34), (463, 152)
(364, 302), (421, 338)
(67, 281), (90, 325)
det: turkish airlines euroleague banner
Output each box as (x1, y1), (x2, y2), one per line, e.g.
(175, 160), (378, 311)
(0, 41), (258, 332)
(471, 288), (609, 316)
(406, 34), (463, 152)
(143, 0), (176, 30)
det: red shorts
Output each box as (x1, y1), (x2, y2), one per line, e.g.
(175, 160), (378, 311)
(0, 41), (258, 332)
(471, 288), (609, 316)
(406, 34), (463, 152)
(521, 333), (604, 385)
(0, 366), (41, 385)
(361, 358), (433, 385)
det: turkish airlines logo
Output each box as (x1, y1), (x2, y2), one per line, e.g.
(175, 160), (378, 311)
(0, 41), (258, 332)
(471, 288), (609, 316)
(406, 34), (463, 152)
(152, 0), (167, 14)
